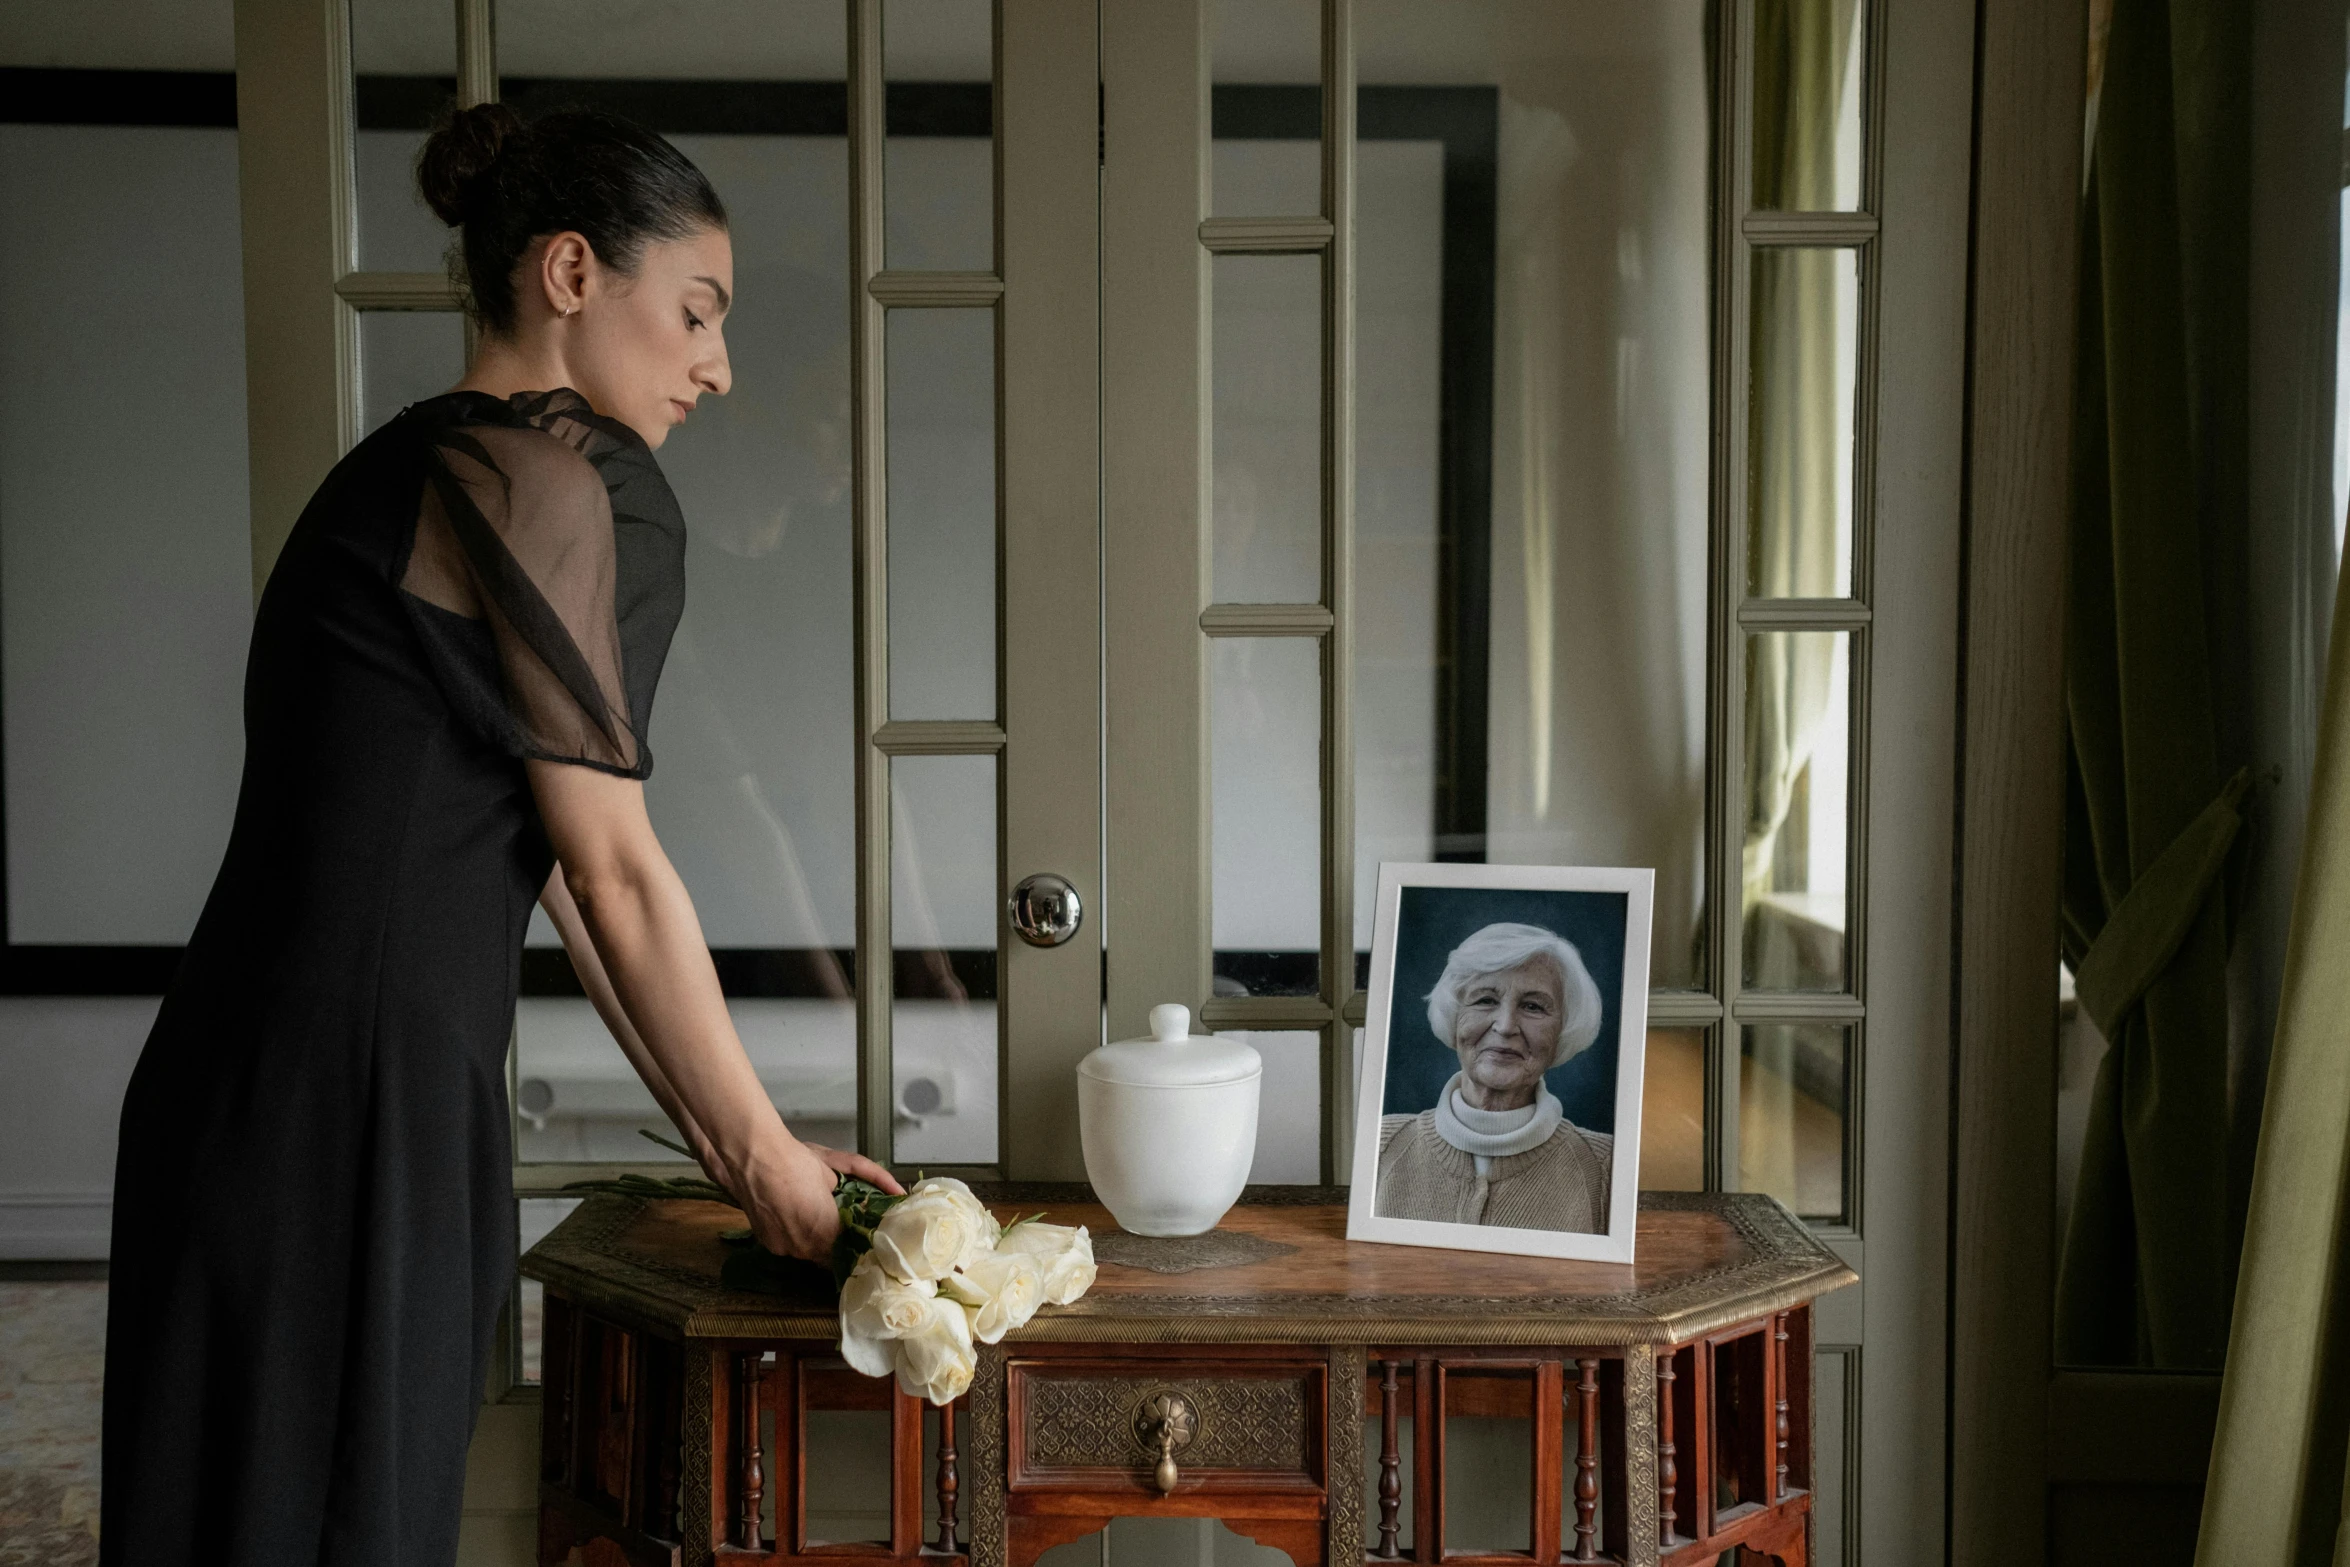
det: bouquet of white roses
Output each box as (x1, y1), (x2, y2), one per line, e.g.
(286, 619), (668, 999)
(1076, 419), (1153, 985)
(832, 1175), (1096, 1404)
(567, 1137), (1094, 1406)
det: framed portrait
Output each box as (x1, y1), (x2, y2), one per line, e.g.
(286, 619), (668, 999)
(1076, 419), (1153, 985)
(1346, 863), (1655, 1264)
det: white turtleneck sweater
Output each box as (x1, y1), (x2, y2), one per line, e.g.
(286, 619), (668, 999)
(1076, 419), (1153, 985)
(1431, 1072), (1565, 1177)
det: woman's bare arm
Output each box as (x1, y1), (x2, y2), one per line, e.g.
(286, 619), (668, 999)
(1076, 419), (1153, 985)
(527, 758), (900, 1259)
(538, 864), (712, 1161)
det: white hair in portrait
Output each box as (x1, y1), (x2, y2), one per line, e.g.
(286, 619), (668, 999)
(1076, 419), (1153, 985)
(1424, 921), (1606, 1067)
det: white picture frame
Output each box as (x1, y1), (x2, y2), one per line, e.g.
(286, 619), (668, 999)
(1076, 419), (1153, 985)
(1346, 862), (1655, 1264)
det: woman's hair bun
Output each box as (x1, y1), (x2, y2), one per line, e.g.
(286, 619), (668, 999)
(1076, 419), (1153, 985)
(413, 103), (726, 336)
(417, 102), (524, 227)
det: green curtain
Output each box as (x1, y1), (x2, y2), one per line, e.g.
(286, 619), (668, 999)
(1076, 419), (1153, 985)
(2192, 551), (2350, 1559)
(2053, 0), (2247, 1370)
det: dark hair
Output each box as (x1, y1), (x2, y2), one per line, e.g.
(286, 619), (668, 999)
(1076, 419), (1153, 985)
(417, 103), (728, 336)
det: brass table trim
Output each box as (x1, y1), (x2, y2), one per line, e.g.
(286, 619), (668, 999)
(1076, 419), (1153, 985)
(971, 1345), (1008, 1567)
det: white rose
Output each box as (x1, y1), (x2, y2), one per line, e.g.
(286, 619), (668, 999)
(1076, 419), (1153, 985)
(870, 1179), (998, 1282)
(891, 1295), (978, 1405)
(911, 1177), (1003, 1248)
(837, 1251), (939, 1379)
(992, 1221), (1097, 1305)
(941, 1250), (1044, 1344)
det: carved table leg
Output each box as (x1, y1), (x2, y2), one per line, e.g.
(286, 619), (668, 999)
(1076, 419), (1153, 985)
(936, 1399), (960, 1553)
(1377, 1360), (1402, 1557)
(1327, 1346), (1366, 1567)
(1657, 1352), (1677, 1548)
(737, 1351), (764, 1549)
(1773, 1312), (1791, 1503)
(1573, 1359), (1600, 1562)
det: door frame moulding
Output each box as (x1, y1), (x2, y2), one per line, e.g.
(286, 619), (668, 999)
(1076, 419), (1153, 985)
(1945, 0), (2090, 1562)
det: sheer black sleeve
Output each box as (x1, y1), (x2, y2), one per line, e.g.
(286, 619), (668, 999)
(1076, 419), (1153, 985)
(398, 388), (686, 778)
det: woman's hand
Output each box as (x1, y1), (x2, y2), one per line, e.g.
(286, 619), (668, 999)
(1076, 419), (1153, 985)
(732, 1138), (905, 1262)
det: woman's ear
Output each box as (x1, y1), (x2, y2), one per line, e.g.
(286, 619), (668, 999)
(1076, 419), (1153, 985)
(537, 231), (594, 317)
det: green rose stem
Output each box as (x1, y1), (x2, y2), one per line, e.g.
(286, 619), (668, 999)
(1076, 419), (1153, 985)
(560, 1134), (1041, 1300)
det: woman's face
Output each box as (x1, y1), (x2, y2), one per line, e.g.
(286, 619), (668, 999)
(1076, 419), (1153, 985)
(560, 225), (735, 449)
(1450, 958), (1564, 1105)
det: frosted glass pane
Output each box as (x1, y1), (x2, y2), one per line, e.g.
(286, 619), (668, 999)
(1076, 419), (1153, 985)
(1747, 247), (1859, 599)
(888, 309), (997, 720)
(1214, 1030), (1319, 1183)
(892, 755), (998, 1166)
(0, 126), (250, 945)
(1350, 3), (1713, 987)
(351, 0), (456, 272)
(515, 997), (858, 1160)
(1742, 631), (1851, 991)
(1212, 0), (1320, 216)
(1640, 1028), (1706, 1191)
(498, 0), (844, 76)
(1752, 0), (1866, 211)
(638, 132), (856, 951)
(1214, 137), (1319, 218)
(359, 310), (465, 435)
(355, 127), (448, 272)
(1211, 639), (1321, 997)
(1212, 253), (1322, 604)
(1739, 1022), (1848, 1221)
(884, 0), (992, 270)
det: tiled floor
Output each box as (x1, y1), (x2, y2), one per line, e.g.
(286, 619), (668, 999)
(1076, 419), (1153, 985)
(0, 1282), (104, 1564)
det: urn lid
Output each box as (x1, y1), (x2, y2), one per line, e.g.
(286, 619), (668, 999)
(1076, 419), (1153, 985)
(1078, 1004), (1263, 1088)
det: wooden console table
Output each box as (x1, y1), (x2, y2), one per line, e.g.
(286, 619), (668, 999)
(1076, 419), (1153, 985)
(523, 1189), (1853, 1567)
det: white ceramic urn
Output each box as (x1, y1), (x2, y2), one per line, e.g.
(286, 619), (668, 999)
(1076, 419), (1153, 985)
(1077, 1003), (1262, 1237)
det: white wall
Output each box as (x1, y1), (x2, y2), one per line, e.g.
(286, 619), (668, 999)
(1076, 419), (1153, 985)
(1, 125), (252, 944)
(0, 123), (252, 1260)
(0, 1000), (149, 1259)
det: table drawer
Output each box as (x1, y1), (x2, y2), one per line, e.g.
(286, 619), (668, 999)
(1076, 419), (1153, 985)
(1008, 1358), (1326, 1487)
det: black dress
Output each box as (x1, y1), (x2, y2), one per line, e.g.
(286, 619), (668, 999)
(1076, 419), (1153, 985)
(100, 389), (685, 1566)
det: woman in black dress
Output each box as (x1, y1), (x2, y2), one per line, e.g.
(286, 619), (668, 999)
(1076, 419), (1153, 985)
(99, 104), (895, 1566)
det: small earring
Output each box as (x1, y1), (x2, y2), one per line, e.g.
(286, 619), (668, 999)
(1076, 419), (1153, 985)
(561, 303), (577, 317)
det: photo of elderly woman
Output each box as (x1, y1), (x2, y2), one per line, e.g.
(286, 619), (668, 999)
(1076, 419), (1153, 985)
(1349, 871), (1652, 1259)
(1375, 917), (1618, 1233)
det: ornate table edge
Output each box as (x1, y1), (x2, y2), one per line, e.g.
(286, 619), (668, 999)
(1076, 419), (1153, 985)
(520, 1189), (1857, 1350)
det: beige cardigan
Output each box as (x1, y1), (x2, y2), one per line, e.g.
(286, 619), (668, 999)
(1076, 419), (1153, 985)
(1373, 1110), (1614, 1234)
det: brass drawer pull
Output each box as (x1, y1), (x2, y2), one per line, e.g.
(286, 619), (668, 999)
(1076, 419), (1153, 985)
(1132, 1390), (1196, 1493)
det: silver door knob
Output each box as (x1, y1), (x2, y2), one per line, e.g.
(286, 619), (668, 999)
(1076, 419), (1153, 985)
(1008, 873), (1083, 947)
